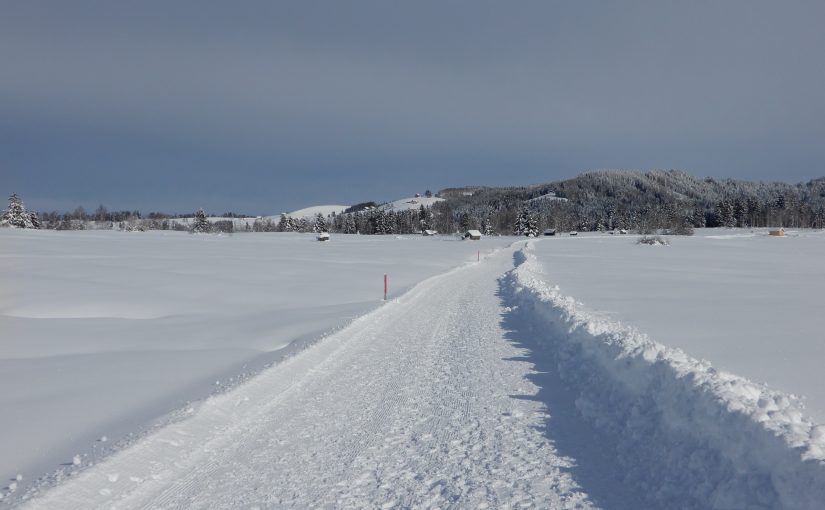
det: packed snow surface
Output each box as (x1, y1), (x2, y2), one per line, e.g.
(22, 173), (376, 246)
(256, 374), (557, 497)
(0, 229), (508, 498)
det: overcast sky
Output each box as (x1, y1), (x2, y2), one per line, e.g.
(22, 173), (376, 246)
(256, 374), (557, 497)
(2, 1), (824, 214)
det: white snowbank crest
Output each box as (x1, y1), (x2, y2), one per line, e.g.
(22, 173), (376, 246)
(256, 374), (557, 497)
(505, 244), (825, 509)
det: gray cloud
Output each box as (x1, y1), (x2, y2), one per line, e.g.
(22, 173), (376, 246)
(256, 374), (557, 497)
(1, 1), (823, 212)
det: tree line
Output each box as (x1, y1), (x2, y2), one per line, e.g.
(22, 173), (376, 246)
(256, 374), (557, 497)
(4, 170), (824, 235)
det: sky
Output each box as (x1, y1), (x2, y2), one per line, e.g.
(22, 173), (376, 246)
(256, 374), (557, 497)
(1, 1), (824, 214)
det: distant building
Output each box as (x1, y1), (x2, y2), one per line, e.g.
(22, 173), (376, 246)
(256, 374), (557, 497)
(422, 229), (437, 236)
(569, 231), (578, 236)
(543, 229), (556, 236)
(769, 227), (785, 237)
(463, 230), (482, 240)
(317, 232), (330, 241)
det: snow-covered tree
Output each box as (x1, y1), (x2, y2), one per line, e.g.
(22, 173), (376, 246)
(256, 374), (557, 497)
(513, 208), (537, 237)
(1, 193), (39, 229)
(190, 209), (211, 234)
(482, 217), (495, 236)
(313, 213), (327, 233)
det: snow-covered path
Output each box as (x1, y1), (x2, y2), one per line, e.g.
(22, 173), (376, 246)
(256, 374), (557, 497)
(22, 245), (596, 509)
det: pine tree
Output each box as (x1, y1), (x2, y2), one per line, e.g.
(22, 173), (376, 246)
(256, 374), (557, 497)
(513, 208), (537, 237)
(313, 213), (327, 233)
(1, 193), (38, 229)
(190, 209), (211, 233)
(525, 210), (538, 237)
(483, 217), (494, 236)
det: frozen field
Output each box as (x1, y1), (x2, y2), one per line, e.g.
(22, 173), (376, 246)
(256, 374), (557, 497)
(528, 229), (825, 421)
(3, 228), (825, 508)
(0, 229), (509, 495)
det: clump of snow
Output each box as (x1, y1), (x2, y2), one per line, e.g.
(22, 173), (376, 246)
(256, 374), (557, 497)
(72, 455), (81, 466)
(504, 243), (825, 509)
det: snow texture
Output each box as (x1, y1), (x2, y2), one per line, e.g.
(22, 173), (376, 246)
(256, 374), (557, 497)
(0, 229), (509, 499)
(5, 229), (825, 509)
(506, 241), (825, 509)
(19, 245), (596, 509)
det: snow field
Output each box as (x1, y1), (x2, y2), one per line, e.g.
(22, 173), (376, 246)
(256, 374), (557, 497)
(21, 246), (594, 509)
(528, 229), (825, 421)
(0, 229), (509, 501)
(505, 241), (825, 509)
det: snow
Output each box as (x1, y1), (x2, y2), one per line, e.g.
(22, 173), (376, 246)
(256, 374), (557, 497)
(276, 204), (349, 219)
(380, 196), (444, 212)
(17, 244), (596, 509)
(526, 229), (825, 422)
(527, 192), (568, 203)
(507, 235), (825, 508)
(0, 229), (509, 499)
(5, 227), (825, 508)
(166, 216), (259, 231)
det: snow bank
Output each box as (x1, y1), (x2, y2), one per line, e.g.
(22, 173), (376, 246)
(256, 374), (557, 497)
(504, 243), (825, 509)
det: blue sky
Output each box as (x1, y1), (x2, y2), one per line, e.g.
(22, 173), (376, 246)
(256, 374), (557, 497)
(2, 1), (824, 214)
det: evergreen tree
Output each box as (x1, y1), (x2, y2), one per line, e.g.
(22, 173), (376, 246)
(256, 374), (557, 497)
(190, 208), (211, 233)
(513, 208), (538, 237)
(313, 213), (327, 233)
(483, 217), (495, 236)
(692, 207), (706, 228)
(1, 193), (38, 229)
(343, 214), (357, 234)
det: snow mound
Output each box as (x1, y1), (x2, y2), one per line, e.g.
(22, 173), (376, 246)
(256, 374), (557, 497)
(380, 196), (443, 212)
(503, 243), (825, 509)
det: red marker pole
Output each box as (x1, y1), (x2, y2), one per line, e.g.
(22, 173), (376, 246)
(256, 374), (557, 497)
(384, 273), (388, 301)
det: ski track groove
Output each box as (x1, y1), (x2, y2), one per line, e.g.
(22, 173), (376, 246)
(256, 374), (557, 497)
(22, 246), (595, 509)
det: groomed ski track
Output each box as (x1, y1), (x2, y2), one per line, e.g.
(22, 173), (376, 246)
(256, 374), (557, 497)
(23, 243), (601, 509)
(20, 241), (825, 509)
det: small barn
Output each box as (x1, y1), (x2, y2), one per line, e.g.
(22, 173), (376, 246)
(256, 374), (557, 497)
(543, 229), (556, 236)
(569, 231), (578, 236)
(463, 229), (482, 240)
(317, 232), (330, 241)
(422, 229), (437, 236)
(769, 227), (785, 237)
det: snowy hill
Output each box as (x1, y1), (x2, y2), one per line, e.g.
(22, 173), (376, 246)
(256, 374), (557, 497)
(269, 205), (349, 220)
(379, 196), (444, 212)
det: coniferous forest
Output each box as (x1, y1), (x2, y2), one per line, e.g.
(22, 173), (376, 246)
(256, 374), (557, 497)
(5, 170), (825, 235)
